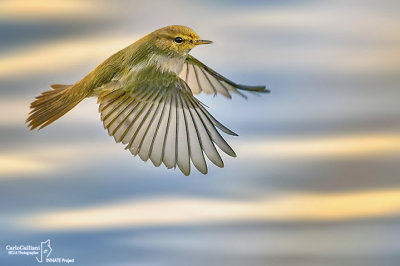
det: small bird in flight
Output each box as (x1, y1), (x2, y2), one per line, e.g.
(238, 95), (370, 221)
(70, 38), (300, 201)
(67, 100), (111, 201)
(27, 25), (268, 175)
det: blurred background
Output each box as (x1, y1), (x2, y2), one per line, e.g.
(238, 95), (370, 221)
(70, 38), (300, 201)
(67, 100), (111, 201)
(1, 0), (400, 265)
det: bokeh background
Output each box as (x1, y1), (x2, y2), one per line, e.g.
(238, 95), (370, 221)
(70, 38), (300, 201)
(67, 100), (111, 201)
(1, 0), (400, 265)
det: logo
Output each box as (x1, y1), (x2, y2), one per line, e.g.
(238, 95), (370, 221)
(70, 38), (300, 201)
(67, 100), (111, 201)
(36, 239), (52, 263)
(5, 239), (75, 264)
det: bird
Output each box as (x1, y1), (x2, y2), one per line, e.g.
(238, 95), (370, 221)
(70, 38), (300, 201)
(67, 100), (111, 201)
(26, 25), (269, 175)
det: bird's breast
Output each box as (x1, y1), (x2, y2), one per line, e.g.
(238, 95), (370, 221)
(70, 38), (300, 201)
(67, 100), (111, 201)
(147, 54), (186, 74)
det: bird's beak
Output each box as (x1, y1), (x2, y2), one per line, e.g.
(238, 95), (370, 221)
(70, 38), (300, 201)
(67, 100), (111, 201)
(194, 39), (213, 45)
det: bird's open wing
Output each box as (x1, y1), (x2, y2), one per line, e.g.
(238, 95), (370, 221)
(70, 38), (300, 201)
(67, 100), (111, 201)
(97, 74), (236, 175)
(179, 55), (269, 99)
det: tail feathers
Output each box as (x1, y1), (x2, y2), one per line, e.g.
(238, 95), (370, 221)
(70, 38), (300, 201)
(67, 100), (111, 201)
(50, 84), (72, 90)
(26, 84), (83, 130)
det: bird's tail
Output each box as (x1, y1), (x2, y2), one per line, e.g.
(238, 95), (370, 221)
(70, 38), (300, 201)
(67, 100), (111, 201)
(26, 84), (86, 130)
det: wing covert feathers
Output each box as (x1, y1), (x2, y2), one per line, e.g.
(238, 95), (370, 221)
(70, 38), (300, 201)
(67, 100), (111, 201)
(98, 80), (236, 175)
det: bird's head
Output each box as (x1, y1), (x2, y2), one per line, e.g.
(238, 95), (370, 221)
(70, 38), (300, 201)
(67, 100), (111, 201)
(149, 25), (212, 57)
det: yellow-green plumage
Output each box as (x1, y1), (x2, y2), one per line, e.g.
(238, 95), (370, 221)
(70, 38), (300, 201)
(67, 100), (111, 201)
(27, 25), (268, 175)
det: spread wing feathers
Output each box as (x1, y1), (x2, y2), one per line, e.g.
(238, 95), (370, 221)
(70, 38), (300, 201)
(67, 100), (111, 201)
(97, 80), (237, 175)
(179, 55), (269, 99)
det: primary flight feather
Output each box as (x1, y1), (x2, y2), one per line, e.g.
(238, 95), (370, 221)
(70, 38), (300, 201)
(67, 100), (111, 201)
(27, 25), (268, 175)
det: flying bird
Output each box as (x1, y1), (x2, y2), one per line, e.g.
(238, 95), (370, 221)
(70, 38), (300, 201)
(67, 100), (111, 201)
(27, 25), (268, 175)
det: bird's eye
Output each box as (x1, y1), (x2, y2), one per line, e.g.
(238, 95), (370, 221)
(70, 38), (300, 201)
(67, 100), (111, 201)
(174, 37), (183, 44)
